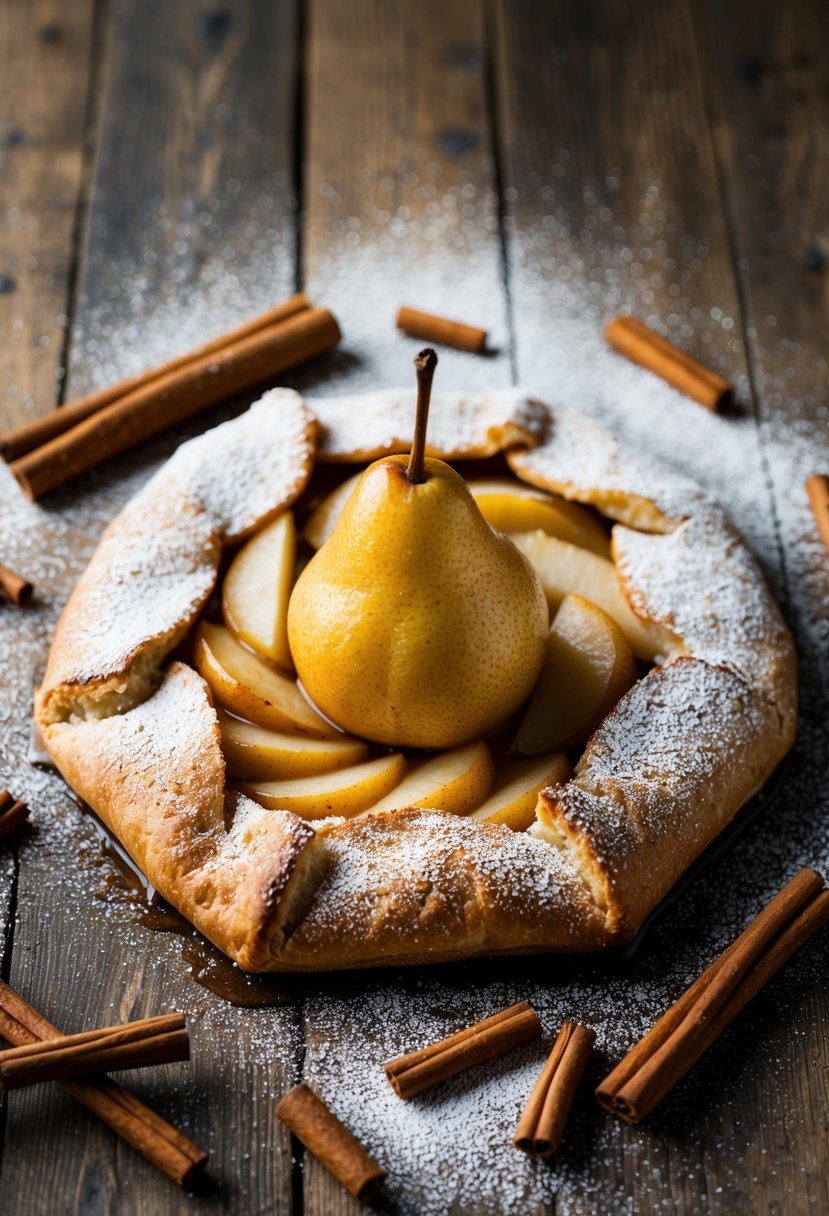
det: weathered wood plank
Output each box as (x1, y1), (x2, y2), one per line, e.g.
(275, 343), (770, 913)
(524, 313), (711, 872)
(302, 0), (511, 399)
(0, 3), (303, 1213)
(0, 0), (95, 988)
(300, 2), (515, 1212)
(0, 0), (96, 431)
(696, 2), (829, 1210)
(495, 2), (828, 1213)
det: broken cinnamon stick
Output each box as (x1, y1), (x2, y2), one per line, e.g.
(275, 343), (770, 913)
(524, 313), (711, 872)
(0, 563), (33, 606)
(605, 315), (732, 411)
(276, 1083), (386, 1201)
(384, 1000), (543, 1099)
(396, 305), (487, 353)
(0, 293), (311, 461)
(0, 981), (206, 1186)
(0, 1012), (188, 1090)
(806, 474), (829, 553)
(514, 1021), (595, 1158)
(0, 790), (29, 842)
(596, 868), (829, 1123)
(12, 305), (341, 501)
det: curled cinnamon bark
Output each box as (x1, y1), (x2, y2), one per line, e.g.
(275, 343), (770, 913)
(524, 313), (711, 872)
(0, 293), (311, 461)
(0, 1012), (189, 1090)
(514, 1021), (595, 1157)
(384, 1000), (542, 1099)
(0, 563), (33, 606)
(596, 868), (829, 1123)
(0, 981), (206, 1186)
(396, 305), (487, 353)
(605, 315), (732, 411)
(12, 305), (341, 500)
(0, 790), (29, 842)
(276, 1083), (386, 1201)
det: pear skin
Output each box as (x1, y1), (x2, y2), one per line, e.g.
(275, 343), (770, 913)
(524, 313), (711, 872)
(287, 456), (548, 748)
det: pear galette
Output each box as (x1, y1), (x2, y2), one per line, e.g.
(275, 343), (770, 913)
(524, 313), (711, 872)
(35, 389), (796, 971)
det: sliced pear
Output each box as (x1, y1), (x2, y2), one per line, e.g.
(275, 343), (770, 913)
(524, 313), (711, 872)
(364, 740), (495, 816)
(303, 471), (611, 558)
(222, 511), (296, 668)
(241, 753), (407, 819)
(513, 594), (638, 755)
(510, 530), (676, 660)
(468, 479), (610, 557)
(468, 752), (572, 831)
(219, 712), (368, 780)
(195, 621), (336, 739)
(303, 472), (362, 549)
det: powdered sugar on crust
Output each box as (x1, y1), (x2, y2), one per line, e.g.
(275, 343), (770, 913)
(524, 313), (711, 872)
(279, 808), (607, 966)
(309, 389), (548, 462)
(509, 406), (708, 531)
(159, 389), (317, 542)
(539, 658), (782, 932)
(613, 510), (796, 726)
(44, 662), (314, 970)
(39, 390), (316, 716)
(35, 388), (796, 971)
(41, 486), (219, 699)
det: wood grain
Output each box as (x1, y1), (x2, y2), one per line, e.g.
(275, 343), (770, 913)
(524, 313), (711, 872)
(0, 0), (96, 431)
(302, 0), (511, 398)
(301, 1), (511, 1212)
(0, 2), (303, 1213)
(2, 2), (828, 1213)
(696, 2), (829, 1210)
(494, 0), (827, 1212)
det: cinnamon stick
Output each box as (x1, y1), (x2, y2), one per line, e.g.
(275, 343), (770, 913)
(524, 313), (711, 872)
(596, 868), (829, 1123)
(276, 1083), (386, 1201)
(0, 790), (29, 842)
(396, 305), (487, 354)
(384, 1000), (543, 1099)
(0, 981), (206, 1186)
(513, 1021), (595, 1158)
(0, 1012), (188, 1090)
(806, 474), (829, 553)
(0, 563), (33, 606)
(12, 305), (341, 501)
(605, 315), (732, 411)
(0, 293), (311, 461)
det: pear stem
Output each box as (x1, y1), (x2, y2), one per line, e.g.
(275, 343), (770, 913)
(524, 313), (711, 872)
(406, 347), (438, 484)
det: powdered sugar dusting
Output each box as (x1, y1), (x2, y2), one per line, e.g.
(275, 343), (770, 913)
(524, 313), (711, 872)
(162, 389), (316, 541)
(1, 157), (826, 1216)
(310, 389), (547, 461)
(39, 389), (316, 704)
(614, 508), (795, 715)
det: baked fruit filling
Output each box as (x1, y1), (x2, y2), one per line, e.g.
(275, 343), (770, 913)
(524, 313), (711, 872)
(195, 445), (653, 831)
(33, 376), (796, 971)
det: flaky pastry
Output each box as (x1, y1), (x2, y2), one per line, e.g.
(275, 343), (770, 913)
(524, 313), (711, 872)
(36, 389), (796, 971)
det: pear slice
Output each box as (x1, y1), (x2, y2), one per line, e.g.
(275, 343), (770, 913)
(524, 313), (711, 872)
(303, 472), (612, 558)
(510, 530), (677, 661)
(241, 753), (408, 819)
(468, 752), (572, 831)
(304, 472), (361, 549)
(468, 479), (610, 557)
(195, 621), (337, 739)
(222, 511), (296, 668)
(364, 740), (495, 816)
(513, 595), (638, 755)
(219, 712), (368, 780)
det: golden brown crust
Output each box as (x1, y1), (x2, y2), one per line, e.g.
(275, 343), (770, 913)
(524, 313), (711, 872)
(533, 657), (787, 937)
(35, 390), (797, 971)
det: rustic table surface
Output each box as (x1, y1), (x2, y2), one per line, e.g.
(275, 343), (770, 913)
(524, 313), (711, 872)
(1, 2), (827, 1213)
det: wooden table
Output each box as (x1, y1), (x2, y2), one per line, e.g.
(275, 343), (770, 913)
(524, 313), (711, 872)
(1, 2), (827, 1212)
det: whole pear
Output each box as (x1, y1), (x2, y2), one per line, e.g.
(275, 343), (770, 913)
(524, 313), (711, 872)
(287, 455), (549, 749)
